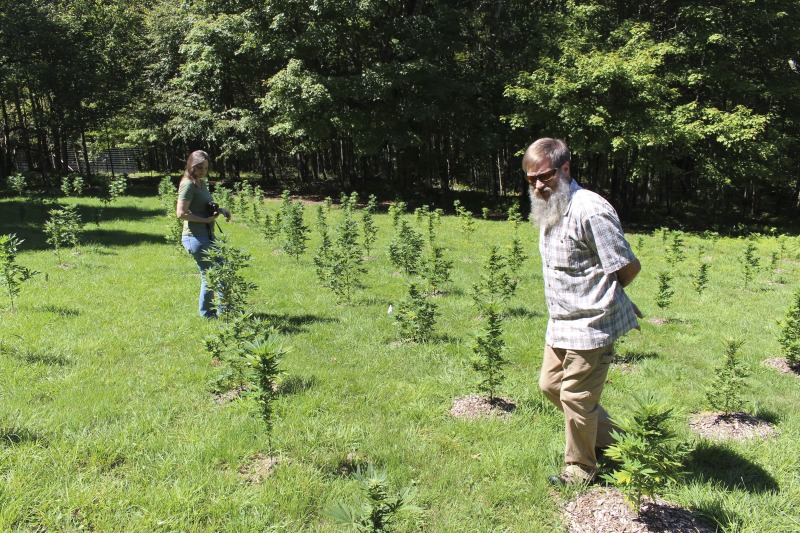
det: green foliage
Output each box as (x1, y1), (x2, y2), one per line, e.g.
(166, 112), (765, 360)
(741, 242), (760, 287)
(453, 200), (474, 234)
(8, 174), (26, 196)
(667, 232), (685, 266)
(394, 281), (436, 342)
(157, 177), (182, 247)
(44, 204), (83, 261)
(0, 234), (39, 310)
(203, 236), (257, 320)
(60, 174), (85, 197)
(601, 393), (692, 513)
(205, 313), (274, 394)
(107, 174), (127, 203)
(387, 199), (407, 228)
(362, 195), (378, 256)
(315, 198), (366, 302)
(481, 207), (490, 219)
(324, 465), (421, 532)
(388, 220), (424, 275)
(693, 262), (710, 294)
(506, 236), (528, 284)
(427, 209), (442, 244)
(471, 303), (507, 404)
(778, 289), (800, 368)
(706, 339), (750, 415)
(507, 203), (523, 229)
(422, 245), (452, 295)
(654, 271), (674, 310)
(472, 246), (516, 310)
(243, 335), (290, 454)
(281, 201), (310, 262)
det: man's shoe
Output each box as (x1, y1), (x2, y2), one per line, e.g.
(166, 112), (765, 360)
(548, 464), (597, 487)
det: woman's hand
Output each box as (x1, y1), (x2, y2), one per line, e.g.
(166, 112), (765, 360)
(218, 207), (231, 222)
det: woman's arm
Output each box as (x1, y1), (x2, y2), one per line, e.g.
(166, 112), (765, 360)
(176, 199), (216, 224)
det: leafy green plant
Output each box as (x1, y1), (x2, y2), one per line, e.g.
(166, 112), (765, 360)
(471, 303), (507, 404)
(388, 220), (424, 275)
(315, 198), (366, 302)
(706, 339), (750, 415)
(741, 241), (760, 287)
(778, 289), (800, 368)
(205, 313), (273, 393)
(654, 271), (674, 310)
(244, 335), (290, 454)
(44, 204), (83, 261)
(422, 245), (452, 295)
(481, 207), (490, 219)
(427, 208), (442, 244)
(453, 199), (474, 234)
(394, 280), (436, 342)
(667, 232), (685, 265)
(324, 465), (421, 532)
(281, 201), (309, 262)
(693, 262), (710, 294)
(203, 236), (258, 320)
(387, 198), (407, 227)
(8, 173), (26, 196)
(472, 246), (516, 309)
(362, 194), (378, 257)
(0, 234), (39, 310)
(601, 393), (692, 513)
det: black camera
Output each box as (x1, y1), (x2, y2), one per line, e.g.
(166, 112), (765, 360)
(206, 202), (220, 217)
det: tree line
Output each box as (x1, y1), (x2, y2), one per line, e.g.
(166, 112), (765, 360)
(1, 0), (799, 216)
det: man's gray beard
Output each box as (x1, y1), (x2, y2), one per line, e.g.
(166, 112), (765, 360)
(529, 184), (569, 229)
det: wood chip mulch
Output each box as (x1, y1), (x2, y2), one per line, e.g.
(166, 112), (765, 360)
(449, 395), (516, 420)
(562, 487), (716, 533)
(688, 412), (778, 442)
(238, 453), (287, 484)
(762, 357), (800, 376)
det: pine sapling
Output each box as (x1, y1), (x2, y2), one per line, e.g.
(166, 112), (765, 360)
(324, 465), (422, 532)
(778, 288), (800, 369)
(654, 271), (674, 310)
(706, 339), (750, 415)
(471, 303), (508, 405)
(0, 234), (40, 310)
(601, 393), (692, 513)
(693, 262), (710, 294)
(394, 280), (436, 342)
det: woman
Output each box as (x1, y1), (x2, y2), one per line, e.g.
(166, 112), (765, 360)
(176, 150), (231, 318)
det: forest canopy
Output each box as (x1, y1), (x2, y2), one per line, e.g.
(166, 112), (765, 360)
(1, 0), (799, 216)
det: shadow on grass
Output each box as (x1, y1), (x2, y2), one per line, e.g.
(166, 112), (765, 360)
(252, 312), (338, 335)
(686, 441), (779, 494)
(613, 351), (659, 364)
(506, 306), (543, 319)
(278, 374), (317, 395)
(0, 427), (47, 447)
(36, 305), (81, 318)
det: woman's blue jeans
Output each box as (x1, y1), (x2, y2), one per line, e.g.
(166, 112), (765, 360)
(182, 235), (218, 318)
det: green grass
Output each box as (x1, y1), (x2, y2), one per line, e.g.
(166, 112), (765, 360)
(1, 193), (799, 532)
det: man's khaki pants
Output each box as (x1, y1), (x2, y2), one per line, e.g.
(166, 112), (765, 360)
(539, 344), (615, 471)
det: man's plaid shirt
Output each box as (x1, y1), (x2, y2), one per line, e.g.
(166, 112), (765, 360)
(539, 180), (639, 350)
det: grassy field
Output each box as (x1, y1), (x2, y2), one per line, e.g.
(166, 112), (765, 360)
(1, 189), (799, 532)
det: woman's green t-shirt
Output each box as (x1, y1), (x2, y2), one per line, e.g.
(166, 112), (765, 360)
(177, 178), (214, 237)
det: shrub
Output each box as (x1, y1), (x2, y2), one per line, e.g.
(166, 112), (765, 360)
(0, 234), (39, 310)
(387, 198), (407, 227)
(281, 201), (309, 262)
(778, 289), (800, 368)
(471, 303), (508, 404)
(315, 199), (366, 302)
(667, 232), (685, 265)
(422, 245), (452, 295)
(203, 236), (258, 320)
(394, 281), (436, 342)
(8, 173), (26, 196)
(602, 393), (692, 513)
(205, 313), (273, 393)
(706, 339), (750, 415)
(388, 220), (424, 275)
(44, 204), (83, 261)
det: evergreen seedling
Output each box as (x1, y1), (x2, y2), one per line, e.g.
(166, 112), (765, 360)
(0, 234), (39, 310)
(654, 271), (674, 310)
(44, 204), (83, 261)
(693, 262), (710, 294)
(324, 465), (421, 532)
(394, 281), (436, 342)
(706, 339), (749, 415)
(602, 393), (692, 513)
(203, 236), (258, 320)
(778, 288), (800, 368)
(244, 335), (289, 454)
(388, 220), (424, 275)
(471, 303), (508, 405)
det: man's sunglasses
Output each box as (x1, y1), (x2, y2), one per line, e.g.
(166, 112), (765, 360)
(526, 168), (559, 186)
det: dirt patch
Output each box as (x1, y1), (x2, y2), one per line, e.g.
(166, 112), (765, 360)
(214, 386), (249, 405)
(762, 357), (800, 376)
(562, 487), (716, 533)
(238, 453), (287, 483)
(449, 395), (516, 420)
(689, 412), (778, 442)
(648, 317), (669, 326)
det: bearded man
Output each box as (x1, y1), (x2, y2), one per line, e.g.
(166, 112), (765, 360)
(524, 138), (642, 486)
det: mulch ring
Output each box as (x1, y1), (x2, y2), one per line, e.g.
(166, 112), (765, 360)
(238, 453), (288, 484)
(762, 357), (800, 376)
(562, 487), (716, 533)
(689, 412), (779, 442)
(449, 395), (516, 420)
